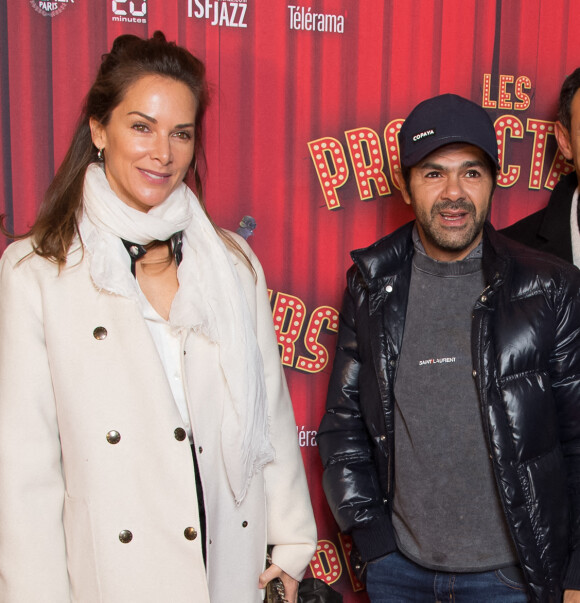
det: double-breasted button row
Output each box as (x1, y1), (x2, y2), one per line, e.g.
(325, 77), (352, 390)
(107, 428), (191, 444)
(119, 528), (199, 543)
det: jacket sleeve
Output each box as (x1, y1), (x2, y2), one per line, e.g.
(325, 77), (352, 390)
(0, 247), (71, 601)
(317, 266), (396, 562)
(244, 244), (317, 582)
(552, 270), (580, 591)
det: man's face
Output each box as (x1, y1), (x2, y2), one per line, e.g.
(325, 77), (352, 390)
(400, 143), (494, 262)
(555, 89), (580, 181)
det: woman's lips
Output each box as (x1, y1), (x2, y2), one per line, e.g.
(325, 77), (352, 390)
(138, 168), (172, 182)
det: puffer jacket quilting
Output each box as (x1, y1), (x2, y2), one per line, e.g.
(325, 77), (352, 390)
(318, 220), (580, 602)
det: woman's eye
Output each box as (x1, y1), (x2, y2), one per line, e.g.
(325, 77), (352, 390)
(131, 123), (150, 133)
(173, 131), (192, 140)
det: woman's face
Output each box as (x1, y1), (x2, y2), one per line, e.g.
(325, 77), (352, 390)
(90, 74), (197, 213)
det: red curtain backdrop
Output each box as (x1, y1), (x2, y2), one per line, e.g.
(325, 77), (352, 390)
(2, 0), (580, 599)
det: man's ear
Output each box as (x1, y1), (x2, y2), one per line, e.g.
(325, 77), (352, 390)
(394, 167), (412, 206)
(554, 121), (573, 161)
(89, 117), (106, 151)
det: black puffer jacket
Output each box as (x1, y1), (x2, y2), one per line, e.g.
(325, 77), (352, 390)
(318, 221), (580, 602)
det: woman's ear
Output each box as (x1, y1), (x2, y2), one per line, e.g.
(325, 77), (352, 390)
(89, 117), (106, 151)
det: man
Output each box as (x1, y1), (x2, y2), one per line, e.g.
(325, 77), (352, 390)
(502, 68), (580, 264)
(318, 93), (580, 602)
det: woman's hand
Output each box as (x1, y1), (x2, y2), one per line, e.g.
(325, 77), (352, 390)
(564, 590), (580, 602)
(258, 563), (299, 603)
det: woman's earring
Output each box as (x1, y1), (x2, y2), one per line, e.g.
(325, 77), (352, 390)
(97, 148), (104, 161)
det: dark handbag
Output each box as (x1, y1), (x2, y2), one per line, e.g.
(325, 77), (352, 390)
(266, 577), (343, 603)
(265, 549), (343, 602)
(298, 578), (343, 603)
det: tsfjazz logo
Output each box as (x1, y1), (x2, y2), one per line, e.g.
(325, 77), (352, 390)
(30, 0), (74, 17)
(188, 0), (248, 28)
(111, 0), (147, 24)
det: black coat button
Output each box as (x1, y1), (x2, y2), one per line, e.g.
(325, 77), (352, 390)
(119, 530), (133, 543)
(174, 428), (187, 441)
(184, 527), (197, 540)
(93, 326), (107, 340)
(106, 430), (121, 445)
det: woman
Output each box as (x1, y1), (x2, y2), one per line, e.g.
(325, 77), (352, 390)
(0, 32), (316, 602)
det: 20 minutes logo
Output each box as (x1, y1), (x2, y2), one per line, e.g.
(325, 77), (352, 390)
(111, 0), (147, 23)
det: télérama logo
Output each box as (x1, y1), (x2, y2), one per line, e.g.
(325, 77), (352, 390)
(30, 0), (73, 17)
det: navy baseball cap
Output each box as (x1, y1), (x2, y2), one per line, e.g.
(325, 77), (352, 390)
(398, 94), (499, 169)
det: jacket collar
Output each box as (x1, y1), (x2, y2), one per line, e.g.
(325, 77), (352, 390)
(350, 219), (509, 291)
(481, 222), (509, 291)
(350, 222), (415, 288)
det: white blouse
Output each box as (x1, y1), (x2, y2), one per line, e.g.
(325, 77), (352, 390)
(137, 286), (194, 443)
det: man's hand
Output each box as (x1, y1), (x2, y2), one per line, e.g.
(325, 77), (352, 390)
(564, 589), (580, 602)
(258, 563), (299, 603)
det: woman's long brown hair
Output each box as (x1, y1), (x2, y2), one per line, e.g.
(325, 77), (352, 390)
(1, 31), (253, 274)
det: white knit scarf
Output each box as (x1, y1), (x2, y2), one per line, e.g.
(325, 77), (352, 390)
(79, 163), (274, 504)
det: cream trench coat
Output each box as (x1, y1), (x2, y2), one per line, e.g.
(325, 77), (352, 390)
(0, 234), (316, 603)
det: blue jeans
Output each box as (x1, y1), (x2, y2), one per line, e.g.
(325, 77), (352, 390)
(366, 552), (529, 602)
